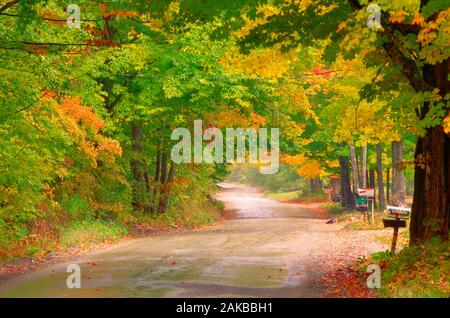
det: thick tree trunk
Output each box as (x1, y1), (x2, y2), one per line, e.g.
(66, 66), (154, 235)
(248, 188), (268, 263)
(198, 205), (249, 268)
(410, 60), (450, 244)
(361, 143), (367, 188)
(339, 155), (355, 208)
(348, 142), (360, 193)
(391, 139), (406, 206)
(376, 143), (387, 211)
(410, 126), (450, 243)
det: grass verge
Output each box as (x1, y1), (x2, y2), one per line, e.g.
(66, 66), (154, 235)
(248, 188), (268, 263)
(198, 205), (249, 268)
(366, 238), (450, 297)
(0, 198), (224, 267)
(264, 190), (329, 203)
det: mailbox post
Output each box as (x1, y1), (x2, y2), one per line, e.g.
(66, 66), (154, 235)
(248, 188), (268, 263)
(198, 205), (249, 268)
(384, 206), (411, 253)
(357, 188), (375, 224)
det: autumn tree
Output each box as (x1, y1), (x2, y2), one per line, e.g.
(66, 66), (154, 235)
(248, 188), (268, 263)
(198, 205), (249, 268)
(227, 0), (449, 244)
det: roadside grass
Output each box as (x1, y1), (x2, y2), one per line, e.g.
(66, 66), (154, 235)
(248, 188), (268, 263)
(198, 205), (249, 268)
(59, 220), (128, 247)
(264, 190), (301, 201)
(299, 191), (329, 203)
(264, 190), (329, 203)
(365, 238), (450, 298)
(374, 229), (409, 248)
(322, 205), (448, 298)
(345, 216), (385, 231)
(0, 198), (224, 267)
(142, 199), (223, 229)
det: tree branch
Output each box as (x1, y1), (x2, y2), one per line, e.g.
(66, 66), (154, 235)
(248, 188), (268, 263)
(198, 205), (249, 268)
(0, 0), (19, 14)
(346, 0), (431, 92)
(382, 27), (432, 92)
(347, 0), (362, 11)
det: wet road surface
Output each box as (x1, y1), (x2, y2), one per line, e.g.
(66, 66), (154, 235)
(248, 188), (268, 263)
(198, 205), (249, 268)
(0, 183), (346, 297)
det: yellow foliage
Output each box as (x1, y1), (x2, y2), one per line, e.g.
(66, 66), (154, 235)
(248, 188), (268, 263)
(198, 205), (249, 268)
(221, 46), (297, 80)
(233, 3), (280, 39)
(443, 113), (450, 135)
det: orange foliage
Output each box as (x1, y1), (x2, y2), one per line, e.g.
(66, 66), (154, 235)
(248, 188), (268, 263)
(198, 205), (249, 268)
(297, 160), (323, 179)
(59, 96), (104, 132)
(282, 154), (308, 165)
(206, 106), (267, 130)
(282, 154), (323, 179)
(412, 12), (425, 26)
(46, 95), (122, 166)
(389, 10), (406, 24)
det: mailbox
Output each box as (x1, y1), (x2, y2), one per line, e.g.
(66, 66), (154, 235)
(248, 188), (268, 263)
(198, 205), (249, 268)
(383, 218), (406, 228)
(387, 205), (411, 220)
(383, 205), (411, 253)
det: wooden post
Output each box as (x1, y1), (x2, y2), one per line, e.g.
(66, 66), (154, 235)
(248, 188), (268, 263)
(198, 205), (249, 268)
(371, 198), (375, 225)
(391, 226), (399, 253)
(383, 218), (406, 253)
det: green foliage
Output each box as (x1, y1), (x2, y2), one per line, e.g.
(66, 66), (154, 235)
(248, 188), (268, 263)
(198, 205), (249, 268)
(1, 0), (265, 262)
(298, 190), (329, 203)
(59, 220), (128, 247)
(235, 164), (305, 192)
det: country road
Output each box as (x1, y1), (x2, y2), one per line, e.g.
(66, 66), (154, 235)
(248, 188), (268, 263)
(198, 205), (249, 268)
(0, 183), (386, 298)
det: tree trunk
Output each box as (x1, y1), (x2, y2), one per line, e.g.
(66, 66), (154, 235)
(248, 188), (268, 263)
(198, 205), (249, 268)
(409, 59), (450, 244)
(131, 123), (151, 213)
(391, 139), (406, 206)
(309, 178), (321, 192)
(369, 168), (377, 210)
(361, 143), (367, 188)
(348, 142), (360, 193)
(410, 125), (450, 243)
(339, 155), (355, 208)
(376, 143), (387, 211)
(386, 168), (390, 203)
(159, 162), (176, 214)
(369, 169), (375, 188)
(152, 139), (163, 214)
(160, 152), (169, 185)
(157, 151), (170, 214)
